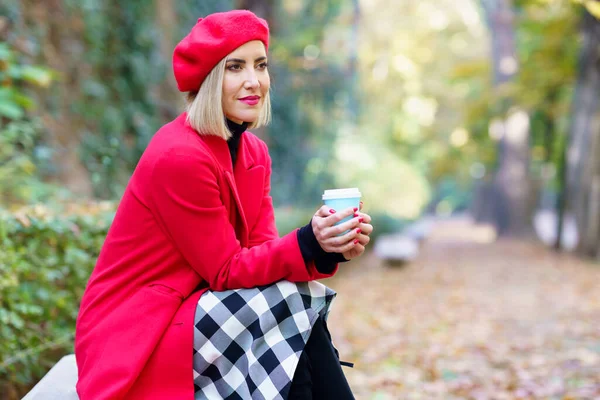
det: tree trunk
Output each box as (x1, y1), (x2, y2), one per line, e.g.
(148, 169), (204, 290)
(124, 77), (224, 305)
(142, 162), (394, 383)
(20, 0), (93, 197)
(154, 0), (183, 120)
(493, 110), (534, 236)
(567, 11), (600, 259)
(480, 0), (534, 236)
(554, 133), (568, 250)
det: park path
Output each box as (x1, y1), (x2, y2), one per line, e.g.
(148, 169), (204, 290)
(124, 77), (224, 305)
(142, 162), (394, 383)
(323, 217), (600, 400)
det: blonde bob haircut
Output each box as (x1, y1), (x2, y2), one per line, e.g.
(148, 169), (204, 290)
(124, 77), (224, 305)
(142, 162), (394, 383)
(185, 57), (272, 140)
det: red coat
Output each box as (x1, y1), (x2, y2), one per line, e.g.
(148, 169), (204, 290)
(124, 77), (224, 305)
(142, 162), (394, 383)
(74, 113), (337, 399)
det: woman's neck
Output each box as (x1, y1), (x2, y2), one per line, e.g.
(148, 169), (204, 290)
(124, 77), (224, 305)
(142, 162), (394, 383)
(226, 118), (248, 137)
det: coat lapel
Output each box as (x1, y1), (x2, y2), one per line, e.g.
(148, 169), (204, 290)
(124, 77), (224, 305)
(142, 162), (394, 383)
(234, 134), (265, 234)
(199, 131), (263, 246)
(197, 134), (246, 240)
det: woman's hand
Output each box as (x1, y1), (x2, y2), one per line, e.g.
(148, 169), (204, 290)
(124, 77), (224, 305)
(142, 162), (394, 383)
(311, 202), (374, 260)
(311, 206), (363, 254)
(342, 202), (373, 260)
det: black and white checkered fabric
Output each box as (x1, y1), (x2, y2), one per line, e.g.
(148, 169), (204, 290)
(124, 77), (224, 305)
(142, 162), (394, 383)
(193, 280), (336, 400)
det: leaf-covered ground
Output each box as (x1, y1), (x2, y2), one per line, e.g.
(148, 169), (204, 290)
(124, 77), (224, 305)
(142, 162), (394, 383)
(324, 218), (600, 400)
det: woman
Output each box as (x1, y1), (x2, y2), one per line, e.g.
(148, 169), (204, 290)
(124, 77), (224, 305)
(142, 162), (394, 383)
(75, 10), (373, 400)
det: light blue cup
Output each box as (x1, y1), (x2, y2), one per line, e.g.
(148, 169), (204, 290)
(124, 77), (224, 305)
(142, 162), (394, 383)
(322, 188), (362, 234)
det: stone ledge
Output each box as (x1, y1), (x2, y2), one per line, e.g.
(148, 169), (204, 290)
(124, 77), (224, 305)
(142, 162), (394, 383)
(22, 354), (79, 400)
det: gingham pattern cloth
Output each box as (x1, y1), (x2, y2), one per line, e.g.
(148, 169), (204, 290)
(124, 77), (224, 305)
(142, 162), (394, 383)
(193, 280), (336, 400)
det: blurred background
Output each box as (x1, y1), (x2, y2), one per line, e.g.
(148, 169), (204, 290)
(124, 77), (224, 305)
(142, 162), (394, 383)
(2, 0), (600, 399)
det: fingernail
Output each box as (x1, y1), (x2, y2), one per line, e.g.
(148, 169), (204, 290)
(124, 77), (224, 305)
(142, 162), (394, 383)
(354, 239), (359, 244)
(329, 209), (336, 214)
(354, 213), (359, 217)
(359, 218), (364, 223)
(353, 207), (358, 212)
(356, 228), (361, 234)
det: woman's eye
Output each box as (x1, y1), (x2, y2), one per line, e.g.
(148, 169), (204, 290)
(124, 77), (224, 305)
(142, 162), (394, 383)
(227, 64), (242, 71)
(257, 62), (269, 70)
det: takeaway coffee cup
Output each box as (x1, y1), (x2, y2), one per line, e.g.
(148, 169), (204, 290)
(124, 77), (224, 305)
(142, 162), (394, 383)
(322, 188), (362, 232)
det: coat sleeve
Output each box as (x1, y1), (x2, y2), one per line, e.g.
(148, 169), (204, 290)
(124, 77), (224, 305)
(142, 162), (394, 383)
(149, 149), (334, 291)
(247, 141), (339, 277)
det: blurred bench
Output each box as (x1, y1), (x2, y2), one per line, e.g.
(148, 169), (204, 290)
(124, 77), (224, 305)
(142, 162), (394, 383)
(374, 233), (419, 265)
(373, 218), (434, 265)
(22, 354), (79, 400)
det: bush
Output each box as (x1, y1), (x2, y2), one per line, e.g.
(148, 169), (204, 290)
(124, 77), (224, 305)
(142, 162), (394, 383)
(0, 203), (115, 398)
(0, 204), (316, 397)
(0, 41), (57, 207)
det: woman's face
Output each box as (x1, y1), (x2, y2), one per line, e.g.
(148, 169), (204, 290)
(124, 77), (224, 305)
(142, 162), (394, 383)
(222, 40), (270, 124)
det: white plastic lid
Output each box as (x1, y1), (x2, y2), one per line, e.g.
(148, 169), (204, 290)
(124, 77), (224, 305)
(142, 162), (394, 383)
(322, 188), (362, 200)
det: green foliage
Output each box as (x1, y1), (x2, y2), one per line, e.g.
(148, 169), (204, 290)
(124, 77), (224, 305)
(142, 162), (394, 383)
(0, 39), (58, 206)
(0, 119), (59, 205)
(0, 43), (51, 120)
(261, 1), (350, 206)
(71, 1), (166, 198)
(0, 204), (115, 396)
(428, 177), (473, 215)
(573, 0), (600, 19)
(448, 0), (580, 207)
(4, 0), (345, 207)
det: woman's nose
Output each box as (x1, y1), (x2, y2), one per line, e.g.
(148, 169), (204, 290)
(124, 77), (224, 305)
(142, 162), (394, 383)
(244, 79), (259, 89)
(244, 72), (260, 89)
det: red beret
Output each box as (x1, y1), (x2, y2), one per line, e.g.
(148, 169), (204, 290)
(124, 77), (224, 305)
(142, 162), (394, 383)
(173, 10), (270, 92)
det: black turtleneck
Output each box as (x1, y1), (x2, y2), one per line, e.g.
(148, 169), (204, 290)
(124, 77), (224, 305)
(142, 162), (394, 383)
(225, 119), (347, 273)
(226, 119), (248, 167)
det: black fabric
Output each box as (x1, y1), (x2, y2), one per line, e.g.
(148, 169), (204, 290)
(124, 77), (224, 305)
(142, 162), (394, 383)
(226, 118), (248, 167)
(297, 221), (348, 273)
(288, 316), (355, 400)
(288, 350), (312, 400)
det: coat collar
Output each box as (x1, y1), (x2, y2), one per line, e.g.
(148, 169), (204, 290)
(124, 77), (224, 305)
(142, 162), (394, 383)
(179, 113), (260, 245)
(178, 113), (255, 174)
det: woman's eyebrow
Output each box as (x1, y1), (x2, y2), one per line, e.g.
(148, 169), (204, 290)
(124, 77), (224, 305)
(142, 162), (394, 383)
(226, 56), (268, 63)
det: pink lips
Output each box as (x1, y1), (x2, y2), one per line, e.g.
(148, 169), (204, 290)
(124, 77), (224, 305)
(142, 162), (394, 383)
(239, 96), (260, 106)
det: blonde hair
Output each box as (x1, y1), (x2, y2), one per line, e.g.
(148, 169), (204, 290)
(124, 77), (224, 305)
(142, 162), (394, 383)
(186, 57), (272, 140)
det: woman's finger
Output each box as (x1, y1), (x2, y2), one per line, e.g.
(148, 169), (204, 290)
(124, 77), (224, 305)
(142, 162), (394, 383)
(338, 237), (360, 253)
(358, 222), (374, 236)
(322, 216), (362, 238)
(320, 226), (362, 249)
(312, 206), (337, 237)
(344, 243), (365, 259)
(354, 211), (372, 224)
(314, 209), (358, 241)
(315, 205), (334, 218)
(357, 233), (370, 246)
(322, 206), (357, 227)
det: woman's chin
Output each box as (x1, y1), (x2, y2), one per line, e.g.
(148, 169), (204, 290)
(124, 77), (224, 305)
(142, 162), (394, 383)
(230, 114), (258, 124)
